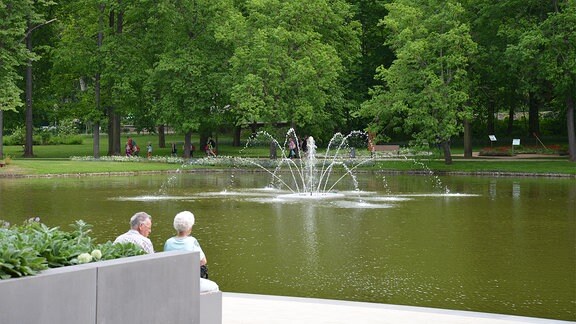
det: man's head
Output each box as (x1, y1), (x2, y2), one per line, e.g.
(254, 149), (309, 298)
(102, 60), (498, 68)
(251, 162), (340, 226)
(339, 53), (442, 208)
(130, 212), (152, 237)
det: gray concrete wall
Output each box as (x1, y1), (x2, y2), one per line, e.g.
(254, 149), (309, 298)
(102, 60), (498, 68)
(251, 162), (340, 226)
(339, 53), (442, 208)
(0, 264), (97, 324)
(200, 291), (223, 324)
(0, 251), (203, 324)
(96, 251), (200, 324)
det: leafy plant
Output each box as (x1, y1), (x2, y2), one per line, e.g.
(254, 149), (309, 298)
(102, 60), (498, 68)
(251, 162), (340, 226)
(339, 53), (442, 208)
(0, 219), (146, 280)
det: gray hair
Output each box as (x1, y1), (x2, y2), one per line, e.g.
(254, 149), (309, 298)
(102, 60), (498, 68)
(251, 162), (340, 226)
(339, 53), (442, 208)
(173, 211), (195, 233)
(130, 212), (152, 229)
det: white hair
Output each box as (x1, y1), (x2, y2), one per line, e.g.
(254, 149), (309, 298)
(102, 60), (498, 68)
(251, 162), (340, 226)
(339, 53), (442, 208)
(130, 212), (152, 229)
(173, 211), (195, 233)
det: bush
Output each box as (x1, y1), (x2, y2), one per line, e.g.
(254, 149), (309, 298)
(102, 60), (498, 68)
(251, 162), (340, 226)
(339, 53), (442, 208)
(3, 127), (26, 145)
(0, 219), (145, 280)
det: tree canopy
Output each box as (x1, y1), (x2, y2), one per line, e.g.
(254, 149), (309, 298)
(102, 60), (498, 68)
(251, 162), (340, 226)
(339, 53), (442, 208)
(0, 0), (574, 162)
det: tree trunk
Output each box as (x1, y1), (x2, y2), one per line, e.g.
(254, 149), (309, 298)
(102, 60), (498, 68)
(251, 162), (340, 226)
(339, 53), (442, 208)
(528, 92), (540, 137)
(114, 112), (121, 154)
(183, 131), (192, 158)
(463, 118), (472, 158)
(107, 108), (113, 155)
(93, 4), (104, 159)
(24, 24), (34, 158)
(0, 110), (3, 160)
(233, 125), (241, 147)
(567, 93), (575, 162)
(107, 107), (121, 155)
(506, 92), (516, 136)
(93, 122), (100, 158)
(507, 106), (514, 135)
(442, 140), (452, 165)
(158, 125), (166, 148)
(487, 99), (495, 136)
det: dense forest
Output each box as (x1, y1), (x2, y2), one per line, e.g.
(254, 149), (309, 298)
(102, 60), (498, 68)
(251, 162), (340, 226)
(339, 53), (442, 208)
(0, 0), (574, 163)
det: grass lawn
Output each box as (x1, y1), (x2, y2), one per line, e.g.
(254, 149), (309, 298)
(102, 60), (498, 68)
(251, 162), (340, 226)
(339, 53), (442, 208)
(1, 134), (574, 176)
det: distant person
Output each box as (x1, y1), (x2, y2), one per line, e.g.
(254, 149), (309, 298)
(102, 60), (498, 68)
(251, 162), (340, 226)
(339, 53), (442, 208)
(205, 138), (216, 157)
(288, 138), (296, 158)
(171, 142), (178, 157)
(164, 211), (219, 292)
(132, 143), (140, 156)
(147, 142), (153, 158)
(114, 212), (154, 254)
(125, 140), (133, 157)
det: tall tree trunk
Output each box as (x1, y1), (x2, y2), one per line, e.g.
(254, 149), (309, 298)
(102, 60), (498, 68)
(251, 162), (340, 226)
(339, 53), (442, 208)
(528, 92), (540, 137)
(442, 140), (452, 165)
(0, 110), (3, 160)
(114, 112), (121, 154)
(93, 4), (104, 159)
(158, 125), (166, 148)
(24, 23), (34, 158)
(93, 122), (100, 158)
(183, 130), (192, 158)
(567, 93), (575, 162)
(233, 125), (241, 147)
(507, 106), (514, 135)
(487, 99), (495, 136)
(463, 118), (472, 158)
(112, 7), (123, 155)
(105, 105), (120, 156)
(506, 92), (515, 135)
(105, 6), (123, 156)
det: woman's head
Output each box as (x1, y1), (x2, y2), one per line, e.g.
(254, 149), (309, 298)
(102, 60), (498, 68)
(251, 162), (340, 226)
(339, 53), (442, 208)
(173, 211), (195, 233)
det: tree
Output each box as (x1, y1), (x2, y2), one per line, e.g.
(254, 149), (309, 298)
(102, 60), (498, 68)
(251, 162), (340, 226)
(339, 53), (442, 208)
(145, 0), (239, 158)
(22, 0), (57, 158)
(525, 0), (575, 161)
(361, 0), (477, 164)
(223, 0), (361, 139)
(0, 0), (31, 159)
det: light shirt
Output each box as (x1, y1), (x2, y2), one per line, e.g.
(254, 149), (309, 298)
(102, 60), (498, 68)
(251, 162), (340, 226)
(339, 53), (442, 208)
(164, 236), (205, 261)
(114, 229), (154, 254)
(164, 236), (218, 292)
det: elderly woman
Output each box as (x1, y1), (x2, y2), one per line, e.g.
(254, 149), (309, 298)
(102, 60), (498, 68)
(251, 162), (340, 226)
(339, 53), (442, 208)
(164, 211), (219, 292)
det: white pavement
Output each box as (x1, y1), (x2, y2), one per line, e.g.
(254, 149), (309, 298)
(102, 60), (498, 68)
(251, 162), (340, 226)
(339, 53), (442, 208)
(222, 293), (573, 324)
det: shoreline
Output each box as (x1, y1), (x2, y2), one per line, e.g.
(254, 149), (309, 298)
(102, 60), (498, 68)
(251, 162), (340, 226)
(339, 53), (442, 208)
(1, 168), (574, 179)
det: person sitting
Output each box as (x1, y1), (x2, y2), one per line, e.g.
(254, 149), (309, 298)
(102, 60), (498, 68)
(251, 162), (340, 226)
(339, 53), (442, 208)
(164, 211), (219, 292)
(205, 138), (216, 157)
(113, 212), (154, 254)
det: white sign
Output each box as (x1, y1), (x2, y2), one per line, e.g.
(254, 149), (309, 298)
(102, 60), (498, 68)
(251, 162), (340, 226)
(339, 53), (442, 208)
(512, 139), (520, 146)
(489, 135), (497, 142)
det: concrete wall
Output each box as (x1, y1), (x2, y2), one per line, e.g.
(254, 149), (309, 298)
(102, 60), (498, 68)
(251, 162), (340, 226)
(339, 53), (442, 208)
(0, 251), (202, 324)
(201, 291), (223, 324)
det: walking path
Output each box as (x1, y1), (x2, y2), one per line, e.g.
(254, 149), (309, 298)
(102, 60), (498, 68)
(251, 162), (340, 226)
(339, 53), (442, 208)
(222, 293), (572, 324)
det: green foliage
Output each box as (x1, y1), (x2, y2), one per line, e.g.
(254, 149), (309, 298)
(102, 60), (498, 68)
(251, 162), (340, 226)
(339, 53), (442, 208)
(0, 219), (145, 280)
(223, 0), (361, 131)
(361, 0), (477, 163)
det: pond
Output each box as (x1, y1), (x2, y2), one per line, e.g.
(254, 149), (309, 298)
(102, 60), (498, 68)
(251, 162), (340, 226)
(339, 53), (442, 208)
(0, 171), (574, 321)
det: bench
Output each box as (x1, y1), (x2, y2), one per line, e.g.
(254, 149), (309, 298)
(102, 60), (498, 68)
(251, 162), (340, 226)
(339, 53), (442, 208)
(371, 144), (401, 156)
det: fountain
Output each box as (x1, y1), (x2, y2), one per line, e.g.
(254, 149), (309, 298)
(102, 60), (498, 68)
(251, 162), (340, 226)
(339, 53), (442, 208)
(242, 129), (374, 199)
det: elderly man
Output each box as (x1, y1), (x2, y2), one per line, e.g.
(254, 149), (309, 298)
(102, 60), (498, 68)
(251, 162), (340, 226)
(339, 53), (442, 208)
(114, 211), (154, 254)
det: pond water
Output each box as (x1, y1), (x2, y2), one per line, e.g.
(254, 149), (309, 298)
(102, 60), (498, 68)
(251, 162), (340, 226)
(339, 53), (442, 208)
(0, 171), (574, 321)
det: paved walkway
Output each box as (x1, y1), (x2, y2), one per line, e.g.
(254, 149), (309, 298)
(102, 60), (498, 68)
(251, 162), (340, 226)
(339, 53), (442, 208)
(222, 293), (572, 324)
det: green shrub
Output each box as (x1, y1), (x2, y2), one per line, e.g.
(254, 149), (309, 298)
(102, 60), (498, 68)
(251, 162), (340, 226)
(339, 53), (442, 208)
(0, 219), (145, 280)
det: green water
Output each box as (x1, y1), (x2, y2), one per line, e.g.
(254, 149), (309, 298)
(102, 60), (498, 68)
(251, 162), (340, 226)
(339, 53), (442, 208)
(0, 172), (574, 321)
